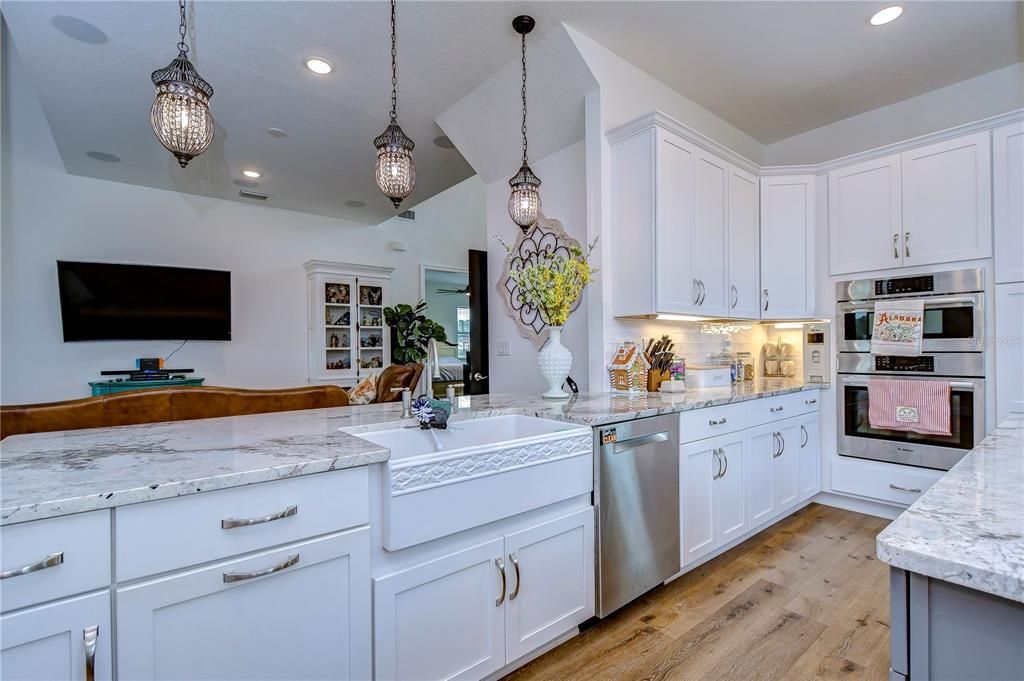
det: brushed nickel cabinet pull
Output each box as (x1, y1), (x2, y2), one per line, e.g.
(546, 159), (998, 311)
(889, 483), (922, 494)
(712, 448), (722, 480)
(893, 233), (899, 258)
(708, 417), (728, 426)
(904, 232), (910, 258)
(221, 505), (297, 529)
(769, 406), (784, 413)
(693, 279), (700, 305)
(0, 552), (64, 580)
(801, 424), (808, 448)
(762, 288), (769, 312)
(495, 558), (507, 606)
(731, 285), (738, 309)
(805, 398), (817, 405)
(772, 432), (783, 458)
(697, 280), (706, 306)
(223, 553), (299, 583)
(720, 448), (729, 478)
(83, 625), (99, 681)
(509, 553), (521, 601)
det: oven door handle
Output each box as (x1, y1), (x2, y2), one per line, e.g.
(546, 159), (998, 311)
(840, 295), (978, 310)
(840, 377), (978, 391)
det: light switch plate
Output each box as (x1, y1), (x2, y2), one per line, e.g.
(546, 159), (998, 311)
(497, 341), (511, 356)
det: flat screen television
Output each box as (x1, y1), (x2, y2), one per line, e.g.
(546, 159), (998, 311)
(57, 261), (231, 341)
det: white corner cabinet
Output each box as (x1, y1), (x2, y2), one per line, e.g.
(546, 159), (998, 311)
(994, 121), (1024, 284)
(608, 117), (768, 320)
(829, 131), (993, 275)
(374, 508), (594, 681)
(305, 260), (393, 386)
(1, 469), (372, 681)
(760, 174), (816, 319)
(680, 390), (821, 568)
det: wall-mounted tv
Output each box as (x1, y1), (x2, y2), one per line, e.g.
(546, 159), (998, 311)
(57, 261), (231, 341)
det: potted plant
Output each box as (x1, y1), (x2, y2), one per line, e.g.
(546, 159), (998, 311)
(497, 236), (598, 399)
(383, 301), (454, 364)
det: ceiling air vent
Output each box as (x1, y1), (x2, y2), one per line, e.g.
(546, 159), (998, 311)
(397, 209), (416, 221)
(238, 190), (269, 201)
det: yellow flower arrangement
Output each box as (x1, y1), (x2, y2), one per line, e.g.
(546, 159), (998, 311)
(497, 236), (598, 327)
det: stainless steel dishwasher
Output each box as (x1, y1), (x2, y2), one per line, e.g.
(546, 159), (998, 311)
(594, 413), (680, 617)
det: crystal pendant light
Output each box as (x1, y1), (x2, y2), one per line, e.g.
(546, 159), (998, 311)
(508, 15), (541, 232)
(373, 0), (416, 209)
(149, 0), (214, 168)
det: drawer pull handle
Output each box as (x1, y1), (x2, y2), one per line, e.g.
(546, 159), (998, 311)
(770, 406), (784, 413)
(83, 625), (99, 681)
(221, 504), (298, 529)
(223, 553), (299, 583)
(708, 417), (728, 426)
(495, 558), (507, 606)
(0, 552), (64, 580)
(509, 553), (521, 601)
(889, 484), (922, 494)
(801, 424), (808, 448)
(805, 398), (817, 405)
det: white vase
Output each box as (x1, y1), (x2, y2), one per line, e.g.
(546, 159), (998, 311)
(538, 326), (572, 400)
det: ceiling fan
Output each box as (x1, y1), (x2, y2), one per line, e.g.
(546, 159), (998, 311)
(437, 286), (470, 296)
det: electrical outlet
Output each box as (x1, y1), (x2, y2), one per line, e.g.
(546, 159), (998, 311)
(497, 341), (511, 356)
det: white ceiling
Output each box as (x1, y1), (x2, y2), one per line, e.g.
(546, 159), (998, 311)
(4, 1), (1021, 224)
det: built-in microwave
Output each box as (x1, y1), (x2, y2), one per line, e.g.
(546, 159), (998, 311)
(835, 269), (985, 353)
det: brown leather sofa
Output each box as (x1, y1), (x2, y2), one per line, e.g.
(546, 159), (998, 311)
(374, 363), (424, 403)
(0, 385), (350, 440)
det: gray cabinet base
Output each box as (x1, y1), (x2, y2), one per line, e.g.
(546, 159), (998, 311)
(890, 567), (1024, 680)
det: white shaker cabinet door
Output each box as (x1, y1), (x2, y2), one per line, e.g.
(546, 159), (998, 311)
(0, 591), (111, 681)
(772, 420), (801, 513)
(995, 283), (1024, 423)
(504, 508), (595, 663)
(691, 150), (729, 317)
(746, 424), (777, 528)
(994, 122), (1024, 284)
(117, 529), (370, 681)
(797, 413), (821, 500)
(828, 154), (902, 275)
(713, 434), (748, 546)
(654, 130), (699, 315)
(727, 164), (761, 319)
(681, 442), (716, 567)
(760, 175), (816, 319)
(374, 537), (506, 681)
(901, 131), (992, 268)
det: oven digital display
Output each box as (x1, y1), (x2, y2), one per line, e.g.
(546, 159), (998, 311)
(806, 332), (825, 344)
(874, 276), (935, 295)
(874, 356), (935, 372)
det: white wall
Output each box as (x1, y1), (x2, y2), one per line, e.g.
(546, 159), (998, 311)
(0, 39), (485, 403)
(486, 140), (591, 395)
(764, 63), (1024, 166)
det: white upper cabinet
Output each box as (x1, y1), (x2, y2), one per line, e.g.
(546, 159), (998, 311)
(654, 130), (698, 314)
(828, 131), (993, 276)
(828, 154), (902, 275)
(692, 150), (729, 317)
(760, 175), (816, 319)
(994, 122), (1024, 284)
(901, 131), (992, 267)
(727, 164), (761, 319)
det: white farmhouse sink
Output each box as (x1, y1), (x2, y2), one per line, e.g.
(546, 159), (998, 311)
(343, 415), (593, 550)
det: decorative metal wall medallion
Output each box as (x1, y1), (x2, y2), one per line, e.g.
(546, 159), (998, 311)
(496, 214), (583, 349)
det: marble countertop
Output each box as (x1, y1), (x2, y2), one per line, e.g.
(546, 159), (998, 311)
(877, 414), (1024, 603)
(0, 379), (817, 525)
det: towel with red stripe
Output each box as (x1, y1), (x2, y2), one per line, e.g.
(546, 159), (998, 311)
(868, 377), (952, 436)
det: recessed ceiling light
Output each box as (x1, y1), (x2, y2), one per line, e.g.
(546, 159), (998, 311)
(305, 57), (333, 75)
(433, 135), (455, 149)
(870, 6), (903, 26)
(345, 200), (367, 209)
(267, 127), (287, 138)
(242, 169), (261, 178)
(86, 151), (120, 162)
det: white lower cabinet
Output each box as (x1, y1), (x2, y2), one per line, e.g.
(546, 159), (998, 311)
(117, 528), (371, 681)
(374, 508), (595, 681)
(772, 419), (801, 511)
(0, 591), (111, 681)
(681, 433), (747, 567)
(798, 414), (821, 500)
(746, 424), (776, 527)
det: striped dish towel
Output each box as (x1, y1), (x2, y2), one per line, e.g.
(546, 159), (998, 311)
(868, 377), (951, 436)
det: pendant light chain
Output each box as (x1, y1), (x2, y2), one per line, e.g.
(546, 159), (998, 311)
(390, 0), (398, 122)
(520, 31), (528, 165)
(176, 0), (188, 56)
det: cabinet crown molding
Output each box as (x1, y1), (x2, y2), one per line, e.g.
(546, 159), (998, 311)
(303, 260), (395, 277)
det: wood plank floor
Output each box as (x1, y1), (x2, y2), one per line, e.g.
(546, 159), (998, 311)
(503, 503), (892, 681)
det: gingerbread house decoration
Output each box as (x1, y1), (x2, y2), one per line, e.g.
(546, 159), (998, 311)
(608, 342), (651, 393)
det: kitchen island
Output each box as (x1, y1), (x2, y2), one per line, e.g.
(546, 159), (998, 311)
(877, 413), (1024, 681)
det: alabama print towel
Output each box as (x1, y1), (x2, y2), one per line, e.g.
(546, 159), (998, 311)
(871, 298), (925, 356)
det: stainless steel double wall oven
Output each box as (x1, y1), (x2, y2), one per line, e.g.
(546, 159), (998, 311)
(835, 268), (985, 471)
